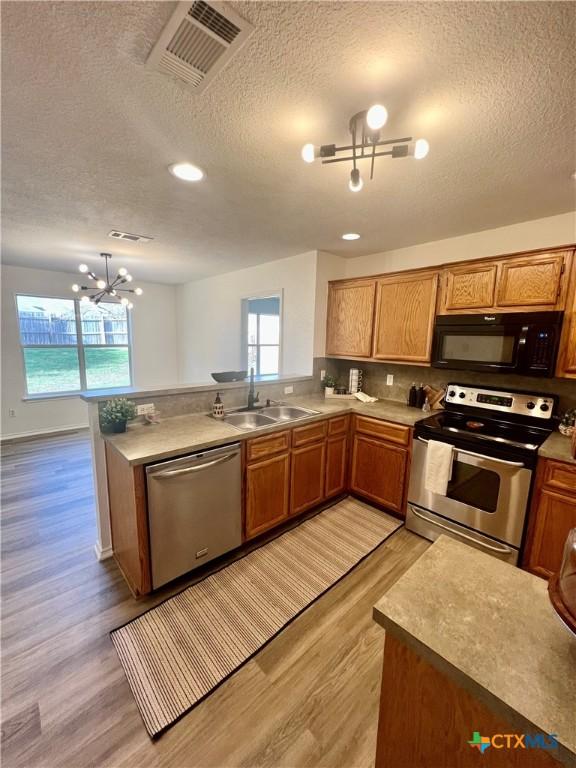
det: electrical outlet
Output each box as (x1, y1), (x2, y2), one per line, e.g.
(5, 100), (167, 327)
(284, 385), (294, 395)
(136, 403), (155, 416)
(8, 409), (16, 418)
(320, 369), (326, 380)
(386, 374), (394, 386)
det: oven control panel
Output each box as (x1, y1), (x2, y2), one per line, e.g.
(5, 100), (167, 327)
(445, 384), (555, 420)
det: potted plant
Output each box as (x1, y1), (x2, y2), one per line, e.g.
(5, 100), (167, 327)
(321, 374), (337, 397)
(100, 398), (137, 434)
(559, 408), (576, 437)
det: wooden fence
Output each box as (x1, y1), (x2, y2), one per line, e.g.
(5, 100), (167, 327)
(19, 313), (128, 345)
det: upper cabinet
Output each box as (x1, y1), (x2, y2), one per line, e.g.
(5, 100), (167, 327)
(372, 271), (439, 362)
(496, 251), (568, 308)
(441, 264), (497, 312)
(556, 250), (576, 378)
(326, 279), (376, 357)
(438, 249), (573, 315)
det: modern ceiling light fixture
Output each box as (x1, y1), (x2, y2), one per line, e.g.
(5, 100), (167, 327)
(342, 233), (361, 240)
(72, 253), (142, 308)
(301, 104), (430, 192)
(169, 162), (205, 182)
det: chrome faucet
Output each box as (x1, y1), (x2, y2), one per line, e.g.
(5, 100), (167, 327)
(247, 367), (260, 410)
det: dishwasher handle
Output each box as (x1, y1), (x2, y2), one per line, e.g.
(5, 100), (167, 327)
(153, 451), (237, 479)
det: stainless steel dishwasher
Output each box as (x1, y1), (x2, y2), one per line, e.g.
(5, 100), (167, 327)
(146, 442), (242, 589)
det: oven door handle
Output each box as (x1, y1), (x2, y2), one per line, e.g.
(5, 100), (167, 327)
(416, 437), (525, 467)
(408, 506), (514, 555)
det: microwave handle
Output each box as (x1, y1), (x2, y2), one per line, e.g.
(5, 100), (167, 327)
(416, 437), (525, 467)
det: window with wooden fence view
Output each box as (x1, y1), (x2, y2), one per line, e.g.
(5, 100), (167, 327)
(16, 295), (131, 394)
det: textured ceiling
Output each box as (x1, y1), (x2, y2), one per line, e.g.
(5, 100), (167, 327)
(2, 1), (576, 283)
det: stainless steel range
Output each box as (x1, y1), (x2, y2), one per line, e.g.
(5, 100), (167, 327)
(407, 383), (558, 564)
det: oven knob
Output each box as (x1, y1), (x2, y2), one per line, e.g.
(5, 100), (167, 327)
(526, 402), (536, 410)
(448, 390), (456, 398)
(539, 403), (550, 412)
(458, 392), (466, 399)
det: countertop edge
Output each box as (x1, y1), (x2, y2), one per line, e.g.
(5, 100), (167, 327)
(372, 612), (576, 768)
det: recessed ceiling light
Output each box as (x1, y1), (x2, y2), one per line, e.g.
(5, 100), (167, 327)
(342, 233), (361, 241)
(169, 163), (204, 182)
(571, 170), (576, 180)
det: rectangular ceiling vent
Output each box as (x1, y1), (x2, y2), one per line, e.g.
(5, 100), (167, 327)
(147, 1), (254, 93)
(108, 230), (153, 243)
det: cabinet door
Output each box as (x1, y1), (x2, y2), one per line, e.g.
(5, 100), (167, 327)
(372, 272), (438, 362)
(325, 435), (348, 499)
(556, 250), (576, 377)
(441, 264), (497, 312)
(246, 453), (290, 538)
(326, 280), (376, 357)
(350, 435), (408, 515)
(523, 488), (576, 579)
(496, 252), (567, 308)
(290, 442), (326, 516)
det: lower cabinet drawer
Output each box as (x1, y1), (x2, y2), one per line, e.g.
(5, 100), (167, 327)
(353, 416), (410, 446)
(292, 420), (328, 447)
(543, 460), (576, 494)
(247, 430), (291, 463)
(350, 434), (408, 514)
(290, 442), (326, 515)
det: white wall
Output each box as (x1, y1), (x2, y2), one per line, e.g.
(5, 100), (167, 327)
(313, 250), (346, 358)
(344, 212), (576, 278)
(177, 251), (317, 382)
(1, 264), (179, 438)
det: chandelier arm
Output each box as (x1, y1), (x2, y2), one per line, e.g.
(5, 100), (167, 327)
(351, 120), (357, 172)
(329, 136), (413, 154)
(370, 141), (376, 180)
(322, 149), (395, 165)
(114, 288), (135, 294)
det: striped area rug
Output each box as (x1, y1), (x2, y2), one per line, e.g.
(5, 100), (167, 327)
(111, 497), (402, 737)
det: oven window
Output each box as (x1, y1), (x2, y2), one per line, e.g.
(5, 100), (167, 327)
(447, 461), (500, 513)
(441, 334), (515, 363)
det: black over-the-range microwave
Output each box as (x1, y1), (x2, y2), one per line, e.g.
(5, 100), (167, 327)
(431, 311), (563, 377)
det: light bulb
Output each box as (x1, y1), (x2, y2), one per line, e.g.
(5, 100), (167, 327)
(134, 287), (143, 296)
(81, 295), (90, 303)
(96, 280), (106, 290)
(301, 143), (316, 163)
(118, 267), (128, 277)
(349, 168), (363, 192)
(111, 290), (117, 296)
(366, 104), (388, 131)
(72, 284), (80, 292)
(414, 138), (430, 160)
(169, 163), (204, 182)
(78, 264), (89, 273)
(125, 274), (133, 282)
(120, 297), (129, 306)
(127, 302), (134, 310)
(342, 233), (361, 241)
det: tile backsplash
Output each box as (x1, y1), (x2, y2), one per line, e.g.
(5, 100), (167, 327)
(326, 358), (576, 415)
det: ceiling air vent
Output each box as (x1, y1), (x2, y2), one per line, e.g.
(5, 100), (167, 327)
(147, 1), (254, 93)
(108, 230), (153, 243)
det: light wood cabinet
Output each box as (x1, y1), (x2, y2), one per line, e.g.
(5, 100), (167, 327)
(372, 271), (438, 363)
(439, 249), (573, 316)
(246, 453), (290, 538)
(290, 442), (326, 516)
(556, 249), (576, 377)
(326, 279), (376, 358)
(523, 459), (576, 579)
(496, 252), (567, 308)
(350, 433), (409, 515)
(441, 264), (497, 311)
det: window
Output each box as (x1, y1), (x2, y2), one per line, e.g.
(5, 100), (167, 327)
(244, 295), (281, 377)
(16, 295), (132, 395)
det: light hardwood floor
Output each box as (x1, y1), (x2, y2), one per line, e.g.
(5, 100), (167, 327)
(1, 431), (429, 768)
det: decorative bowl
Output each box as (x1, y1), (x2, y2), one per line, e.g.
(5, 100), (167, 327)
(211, 371), (248, 383)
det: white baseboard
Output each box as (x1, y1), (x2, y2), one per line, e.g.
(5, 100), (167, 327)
(94, 542), (114, 561)
(1, 423), (89, 442)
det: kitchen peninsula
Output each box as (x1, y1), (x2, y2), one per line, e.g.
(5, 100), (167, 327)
(373, 536), (576, 768)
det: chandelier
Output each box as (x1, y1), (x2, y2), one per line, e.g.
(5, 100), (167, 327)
(301, 104), (429, 192)
(71, 253), (142, 308)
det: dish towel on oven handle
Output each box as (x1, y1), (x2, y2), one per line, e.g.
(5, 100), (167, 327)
(424, 440), (454, 495)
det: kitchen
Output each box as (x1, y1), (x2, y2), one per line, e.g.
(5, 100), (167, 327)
(1, 2), (576, 767)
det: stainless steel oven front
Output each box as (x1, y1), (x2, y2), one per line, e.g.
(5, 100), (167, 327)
(407, 438), (533, 563)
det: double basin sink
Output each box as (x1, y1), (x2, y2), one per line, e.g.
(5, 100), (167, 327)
(222, 404), (320, 431)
